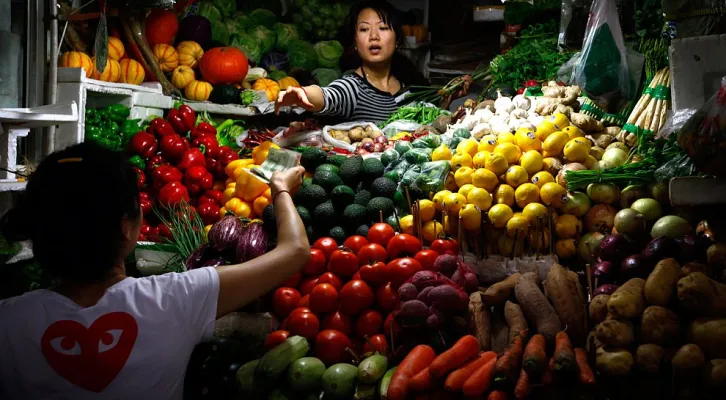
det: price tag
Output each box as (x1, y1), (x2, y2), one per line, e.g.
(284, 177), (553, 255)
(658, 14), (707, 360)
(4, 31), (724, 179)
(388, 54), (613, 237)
(250, 147), (301, 183)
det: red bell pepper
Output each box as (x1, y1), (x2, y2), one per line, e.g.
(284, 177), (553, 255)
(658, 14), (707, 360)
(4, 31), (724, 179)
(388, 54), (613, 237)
(184, 165), (214, 196)
(152, 165), (183, 191)
(191, 122), (217, 140)
(178, 104), (196, 131)
(129, 132), (158, 159)
(139, 192), (153, 216)
(147, 118), (177, 137)
(167, 105), (196, 134)
(158, 181), (190, 207)
(218, 146), (240, 165)
(177, 148), (206, 171)
(205, 155), (224, 180)
(160, 134), (190, 162)
(157, 222), (173, 241)
(192, 135), (219, 155)
(132, 167), (146, 189)
(197, 202), (221, 225)
(204, 189), (224, 206)
(139, 223), (160, 242)
(146, 154), (168, 172)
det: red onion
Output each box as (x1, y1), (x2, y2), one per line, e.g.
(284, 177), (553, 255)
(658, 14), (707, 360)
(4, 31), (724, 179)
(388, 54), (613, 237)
(361, 142), (375, 152)
(375, 135), (388, 144)
(208, 215), (244, 251)
(593, 261), (615, 283)
(642, 236), (678, 261)
(595, 284), (619, 296)
(620, 254), (652, 280)
(373, 143), (385, 153)
(599, 234), (632, 264)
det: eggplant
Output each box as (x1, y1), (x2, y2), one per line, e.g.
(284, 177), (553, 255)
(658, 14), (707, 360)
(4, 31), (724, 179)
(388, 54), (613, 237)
(620, 254), (652, 280)
(594, 284), (619, 296)
(235, 222), (269, 263)
(593, 261), (615, 284)
(185, 244), (211, 270)
(208, 215), (244, 251)
(201, 258), (228, 268)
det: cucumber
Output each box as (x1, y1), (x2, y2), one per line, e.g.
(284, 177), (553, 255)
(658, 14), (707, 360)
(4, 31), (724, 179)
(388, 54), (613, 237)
(377, 367), (397, 400)
(257, 336), (310, 379)
(287, 357), (326, 391)
(236, 359), (260, 391)
(358, 354), (388, 384)
(322, 363), (358, 398)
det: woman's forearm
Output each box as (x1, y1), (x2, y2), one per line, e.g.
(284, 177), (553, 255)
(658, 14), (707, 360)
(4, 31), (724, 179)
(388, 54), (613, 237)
(303, 85), (325, 112)
(273, 191), (309, 253)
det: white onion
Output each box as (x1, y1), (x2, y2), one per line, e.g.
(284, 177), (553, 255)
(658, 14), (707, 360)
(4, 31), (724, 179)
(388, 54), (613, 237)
(602, 148), (629, 167)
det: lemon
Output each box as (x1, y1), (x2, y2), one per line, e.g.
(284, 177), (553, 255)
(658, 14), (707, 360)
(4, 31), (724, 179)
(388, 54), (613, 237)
(497, 132), (516, 144)
(494, 142), (522, 164)
(531, 171), (555, 188)
(515, 183), (540, 208)
(459, 204), (482, 231)
(584, 155), (598, 170)
(471, 168), (499, 191)
(562, 125), (585, 140)
(456, 139), (479, 157)
(422, 220), (444, 242)
(399, 215), (415, 234)
(548, 112), (570, 130)
(478, 135), (498, 152)
(495, 184), (515, 207)
(522, 203), (548, 223)
(458, 183), (476, 199)
(540, 182), (567, 207)
(563, 138), (590, 163)
(472, 151), (490, 168)
(506, 214), (530, 239)
(515, 129), (542, 152)
(488, 204), (514, 228)
(542, 131), (569, 156)
(536, 120), (559, 141)
(498, 234), (524, 257)
(445, 171), (458, 191)
(467, 187), (493, 211)
(443, 192), (467, 215)
(554, 214), (580, 239)
(505, 166), (529, 188)
(432, 144), (452, 161)
(485, 153), (509, 176)
(419, 199), (436, 221)
(555, 238), (577, 259)
(433, 190), (451, 211)
(454, 166), (474, 187)
(442, 214), (457, 235)
(520, 150), (544, 175)
(451, 152), (473, 170)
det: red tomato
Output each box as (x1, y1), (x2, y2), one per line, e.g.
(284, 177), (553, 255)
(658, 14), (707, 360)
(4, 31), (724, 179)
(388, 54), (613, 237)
(281, 272), (302, 288)
(303, 248), (327, 275)
(383, 313), (400, 340)
(363, 334), (389, 355)
(338, 280), (374, 315)
(327, 249), (359, 278)
(297, 294), (310, 308)
(386, 234), (423, 259)
(431, 239), (459, 255)
(313, 237), (338, 260)
(264, 330), (290, 351)
(309, 283), (339, 314)
(367, 223), (395, 247)
(414, 249), (440, 271)
(357, 243), (388, 266)
(343, 235), (369, 254)
(283, 307), (312, 329)
(355, 309), (383, 338)
(286, 311), (319, 339)
(376, 283), (398, 312)
(315, 329), (352, 365)
(385, 257), (423, 287)
(299, 276), (319, 296)
(321, 311), (354, 336)
(352, 271), (362, 281)
(317, 272), (343, 290)
(359, 261), (386, 287)
(272, 287), (301, 318)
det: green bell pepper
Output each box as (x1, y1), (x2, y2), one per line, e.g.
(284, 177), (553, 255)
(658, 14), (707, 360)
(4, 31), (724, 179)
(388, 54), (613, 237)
(105, 104), (131, 124)
(85, 125), (104, 141)
(128, 155), (146, 170)
(122, 119), (142, 145)
(85, 109), (101, 126)
(101, 120), (121, 136)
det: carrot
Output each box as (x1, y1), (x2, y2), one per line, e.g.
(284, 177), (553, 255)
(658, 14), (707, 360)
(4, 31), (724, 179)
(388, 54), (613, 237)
(574, 348), (596, 385)
(541, 357), (556, 385)
(445, 351), (497, 392)
(462, 357), (497, 397)
(409, 367), (434, 392)
(387, 345), (436, 400)
(514, 368), (531, 400)
(493, 334), (525, 386)
(522, 334), (547, 378)
(553, 331), (577, 375)
(488, 390), (508, 400)
(429, 335), (481, 379)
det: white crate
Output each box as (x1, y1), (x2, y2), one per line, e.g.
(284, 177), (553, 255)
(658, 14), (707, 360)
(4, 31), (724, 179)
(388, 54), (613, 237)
(670, 34), (726, 111)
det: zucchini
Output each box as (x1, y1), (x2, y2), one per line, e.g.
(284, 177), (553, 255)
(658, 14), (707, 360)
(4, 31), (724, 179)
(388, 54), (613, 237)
(236, 359), (260, 391)
(256, 336), (310, 379)
(377, 367), (397, 400)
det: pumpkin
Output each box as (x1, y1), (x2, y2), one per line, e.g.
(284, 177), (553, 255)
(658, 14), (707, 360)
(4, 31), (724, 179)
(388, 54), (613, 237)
(176, 41), (204, 69)
(413, 24), (428, 42)
(171, 66), (195, 89)
(59, 51), (93, 78)
(119, 59), (145, 85)
(278, 76), (300, 91)
(401, 25), (413, 37)
(199, 47), (248, 85)
(107, 37), (125, 61)
(152, 44), (179, 73)
(252, 78), (280, 102)
(145, 8), (178, 46)
(91, 57), (121, 82)
(185, 80), (213, 101)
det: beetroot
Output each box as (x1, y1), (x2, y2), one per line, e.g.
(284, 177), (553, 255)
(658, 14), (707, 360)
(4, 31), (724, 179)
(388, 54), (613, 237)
(417, 286), (434, 305)
(427, 307), (444, 329)
(433, 254), (458, 277)
(464, 273), (479, 293)
(398, 283), (419, 302)
(394, 300), (429, 327)
(410, 271), (439, 289)
(428, 285), (463, 311)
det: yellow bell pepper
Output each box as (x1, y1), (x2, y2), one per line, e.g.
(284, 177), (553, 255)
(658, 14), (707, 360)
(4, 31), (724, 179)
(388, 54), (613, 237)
(204, 225), (213, 235)
(253, 196), (271, 216)
(225, 198), (252, 218)
(252, 142), (280, 165)
(222, 187), (237, 203)
(235, 168), (269, 202)
(219, 207), (228, 220)
(262, 187), (272, 201)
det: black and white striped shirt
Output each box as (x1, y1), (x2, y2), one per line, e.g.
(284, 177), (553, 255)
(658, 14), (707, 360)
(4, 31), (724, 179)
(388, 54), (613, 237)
(317, 73), (410, 123)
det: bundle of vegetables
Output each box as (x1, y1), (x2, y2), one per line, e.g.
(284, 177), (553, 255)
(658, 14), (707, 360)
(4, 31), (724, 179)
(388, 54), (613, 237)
(406, 65), (491, 106)
(618, 67), (671, 147)
(381, 103), (451, 127)
(184, 214), (270, 270)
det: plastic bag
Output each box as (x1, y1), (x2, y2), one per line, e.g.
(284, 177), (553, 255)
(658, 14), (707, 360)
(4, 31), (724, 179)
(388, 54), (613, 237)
(413, 161), (451, 193)
(403, 148), (432, 165)
(381, 120), (423, 138)
(273, 128), (323, 148)
(394, 140), (413, 155)
(411, 134), (442, 149)
(400, 165), (422, 186)
(381, 148), (400, 167)
(385, 159), (411, 183)
(322, 121), (383, 152)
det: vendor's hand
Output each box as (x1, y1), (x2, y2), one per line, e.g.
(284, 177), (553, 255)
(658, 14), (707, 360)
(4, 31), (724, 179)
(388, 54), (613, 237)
(270, 166), (305, 197)
(275, 87), (315, 115)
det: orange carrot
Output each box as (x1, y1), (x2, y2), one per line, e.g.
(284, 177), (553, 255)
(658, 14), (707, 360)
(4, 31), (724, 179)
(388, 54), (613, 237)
(553, 331), (576, 375)
(574, 348), (596, 385)
(541, 357), (556, 385)
(462, 357), (497, 397)
(514, 368), (531, 399)
(387, 345), (436, 400)
(488, 390), (508, 400)
(493, 334), (525, 385)
(522, 334), (547, 378)
(445, 351), (497, 392)
(430, 335), (481, 379)
(409, 367), (434, 392)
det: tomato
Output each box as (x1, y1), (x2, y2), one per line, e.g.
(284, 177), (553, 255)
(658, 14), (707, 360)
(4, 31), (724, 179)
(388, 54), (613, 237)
(297, 294), (310, 308)
(376, 282), (398, 312)
(383, 313), (400, 340)
(343, 235), (369, 254)
(328, 249), (359, 278)
(352, 271), (362, 280)
(303, 248), (327, 275)
(264, 330), (290, 351)
(431, 238), (459, 255)
(355, 309), (383, 338)
(315, 329), (352, 366)
(339, 280), (374, 315)
(386, 234), (422, 259)
(385, 257), (423, 287)
(309, 283), (339, 314)
(286, 311), (319, 339)
(272, 287), (302, 318)
(317, 272), (343, 291)
(321, 311), (354, 336)
(359, 261), (386, 287)
(363, 334), (389, 356)
(283, 307), (312, 329)
(313, 237), (338, 260)
(367, 223), (395, 247)
(281, 272), (302, 288)
(299, 275), (319, 296)
(357, 243), (388, 266)
(414, 249), (440, 271)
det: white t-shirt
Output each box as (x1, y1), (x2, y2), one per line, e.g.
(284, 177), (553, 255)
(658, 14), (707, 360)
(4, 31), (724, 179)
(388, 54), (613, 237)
(0, 267), (219, 400)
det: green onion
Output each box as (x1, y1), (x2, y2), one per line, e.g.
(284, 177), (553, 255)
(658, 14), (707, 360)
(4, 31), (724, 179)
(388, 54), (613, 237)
(154, 200), (207, 272)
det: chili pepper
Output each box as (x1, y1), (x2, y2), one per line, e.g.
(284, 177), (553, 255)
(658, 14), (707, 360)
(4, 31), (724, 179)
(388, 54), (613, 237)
(146, 154), (168, 172)
(151, 165), (183, 191)
(122, 119), (142, 144)
(132, 167), (146, 189)
(191, 122), (217, 140)
(158, 181), (190, 208)
(202, 189), (224, 206)
(184, 165), (214, 196)
(192, 134), (219, 155)
(197, 202), (221, 225)
(128, 155), (146, 170)
(129, 131), (158, 159)
(148, 118), (177, 137)
(177, 148), (206, 171)
(160, 134), (190, 162)
(105, 104), (131, 124)
(139, 192), (153, 216)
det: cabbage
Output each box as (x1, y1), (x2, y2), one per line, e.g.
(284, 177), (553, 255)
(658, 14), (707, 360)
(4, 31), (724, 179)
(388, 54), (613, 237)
(274, 23), (299, 52)
(212, 0), (236, 16)
(248, 8), (277, 26)
(230, 13), (255, 32)
(225, 20), (246, 38)
(231, 34), (262, 64)
(332, 3), (350, 20)
(251, 25), (276, 54)
(261, 52), (288, 72)
(312, 68), (340, 87)
(196, 1), (222, 23)
(314, 41), (343, 69)
(211, 20), (230, 45)
(286, 39), (317, 71)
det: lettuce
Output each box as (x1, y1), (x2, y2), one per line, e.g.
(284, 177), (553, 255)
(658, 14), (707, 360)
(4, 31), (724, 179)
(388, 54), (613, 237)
(231, 34), (262, 64)
(248, 8), (277, 26)
(211, 20), (230, 45)
(251, 25), (277, 54)
(212, 0), (236, 16)
(286, 39), (318, 71)
(196, 1), (222, 23)
(274, 23), (299, 52)
(314, 41), (343, 69)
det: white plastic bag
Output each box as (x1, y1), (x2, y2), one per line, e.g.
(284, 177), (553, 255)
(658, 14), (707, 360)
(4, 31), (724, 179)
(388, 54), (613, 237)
(322, 121), (383, 152)
(381, 120), (422, 138)
(273, 127), (324, 148)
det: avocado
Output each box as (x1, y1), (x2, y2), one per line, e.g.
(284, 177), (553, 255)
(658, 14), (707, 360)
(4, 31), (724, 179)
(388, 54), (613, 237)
(301, 177), (313, 188)
(339, 156), (364, 186)
(361, 158), (384, 183)
(287, 357), (326, 392)
(262, 205), (277, 232)
(370, 177), (397, 199)
(312, 169), (344, 193)
(314, 201), (336, 224)
(296, 205), (311, 226)
(329, 226), (347, 244)
(306, 225), (315, 242)
(367, 197), (394, 221)
(343, 204), (368, 228)
(300, 147), (328, 172)
(327, 154), (347, 167)
(331, 185), (355, 209)
(356, 224), (370, 236)
(316, 163), (340, 176)
(322, 363), (359, 398)
(354, 190), (372, 206)
(295, 184), (327, 210)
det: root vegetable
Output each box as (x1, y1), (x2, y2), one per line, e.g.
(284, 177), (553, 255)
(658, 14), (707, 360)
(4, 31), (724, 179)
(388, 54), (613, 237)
(482, 273), (521, 306)
(430, 335), (481, 379)
(645, 258), (682, 306)
(635, 344), (665, 374)
(429, 285), (465, 311)
(445, 351), (497, 392)
(395, 300), (430, 327)
(688, 318), (726, 358)
(515, 272), (562, 345)
(575, 348), (596, 385)
(607, 278), (646, 319)
(672, 344), (705, 370)
(677, 272), (726, 317)
(387, 345), (436, 400)
(682, 262), (711, 277)
(596, 347), (634, 376)
(640, 306), (680, 346)
(514, 368), (531, 399)
(462, 356), (497, 397)
(705, 359), (726, 387)
(468, 292), (492, 351)
(493, 334), (525, 386)
(504, 301), (528, 344)
(589, 294), (610, 324)
(491, 306), (510, 354)
(409, 367), (433, 392)
(570, 113), (604, 132)
(553, 331), (577, 375)
(589, 132), (614, 149)
(595, 319), (634, 347)
(398, 283), (419, 302)
(544, 264), (586, 346)
(522, 334), (546, 378)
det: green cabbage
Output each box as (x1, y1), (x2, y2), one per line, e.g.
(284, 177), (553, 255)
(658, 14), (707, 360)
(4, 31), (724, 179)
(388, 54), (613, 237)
(230, 13), (255, 32)
(312, 68), (340, 87)
(248, 8), (277, 26)
(314, 41), (343, 69)
(231, 34), (262, 64)
(274, 23), (299, 52)
(225, 20), (246, 38)
(286, 39), (317, 71)
(196, 1), (222, 23)
(211, 20), (230, 45)
(212, 0), (236, 16)
(251, 25), (277, 54)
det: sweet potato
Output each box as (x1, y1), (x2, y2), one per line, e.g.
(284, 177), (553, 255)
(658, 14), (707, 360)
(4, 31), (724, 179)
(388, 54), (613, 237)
(635, 344), (664, 374)
(672, 344), (705, 370)
(607, 278), (646, 319)
(468, 292), (492, 351)
(705, 359), (726, 387)
(595, 347), (634, 376)
(491, 306), (510, 354)
(589, 294), (610, 325)
(688, 318), (726, 359)
(504, 301), (528, 344)
(645, 258), (681, 306)
(482, 273), (521, 306)
(639, 306), (680, 346)
(544, 264), (586, 345)
(515, 272), (562, 345)
(595, 319), (634, 347)
(677, 272), (726, 317)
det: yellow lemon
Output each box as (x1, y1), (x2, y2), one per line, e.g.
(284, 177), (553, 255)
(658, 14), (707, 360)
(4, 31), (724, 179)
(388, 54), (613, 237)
(442, 214), (456, 235)
(419, 199), (436, 221)
(399, 215), (415, 234)
(562, 125), (585, 140)
(488, 204), (514, 228)
(563, 138), (590, 163)
(433, 190), (451, 211)
(495, 184), (515, 207)
(471, 168), (499, 191)
(498, 234), (524, 257)
(494, 142), (521, 164)
(432, 144), (452, 161)
(485, 152), (509, 176)
(520, 150), (544, 176)
(459, 204), (482, 231)
(478, 135), (498, 152)
(522, 203), (548, 223)
(422, 220), (444, 242)
(542, 131), (569, 156)
(457, 183), (476, 199)
(472, 151), (490, 168)
(555, 238), (577, 259)
(554, 214), (581, 239)
(467, 187), (493, 211)
(505, 165), (529, 188)
(445, 171), (458, 191)
(443, 192), (467, 215)
(454, 166), (474, 187)
(497, 132), (516, 145)
(506, 214), (530, 239)
(540, 182), (567, 207)
(515, 129), (542, 152)
(584, 155), (598, 170)
(451, 152), (473, 170)
(548, 112), (570, 130)
(531, 171), (555, 188)
(515, 183), (540, 208)
(536, 120), (559, 141)
(456, 139), (479, 157)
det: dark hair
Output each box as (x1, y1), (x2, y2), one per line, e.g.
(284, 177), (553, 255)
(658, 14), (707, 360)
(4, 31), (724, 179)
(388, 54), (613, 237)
(1, 142), (140, 283)
(341, 0), (429, 86)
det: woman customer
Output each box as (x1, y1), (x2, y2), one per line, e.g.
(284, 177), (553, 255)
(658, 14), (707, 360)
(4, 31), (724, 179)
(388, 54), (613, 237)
(0, 142), (309, 399)
(275, 0), (471, 123)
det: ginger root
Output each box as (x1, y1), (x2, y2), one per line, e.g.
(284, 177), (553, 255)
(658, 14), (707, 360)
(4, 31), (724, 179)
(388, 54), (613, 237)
(571, 112), (604, 132)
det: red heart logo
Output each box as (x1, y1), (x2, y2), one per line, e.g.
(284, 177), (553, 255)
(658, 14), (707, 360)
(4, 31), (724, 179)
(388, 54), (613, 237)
(41, 312), (138, 393)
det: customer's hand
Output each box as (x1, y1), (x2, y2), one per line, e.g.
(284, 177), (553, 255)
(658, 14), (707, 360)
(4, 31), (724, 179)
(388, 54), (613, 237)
(270, 166), (305, 197)
(275, 87), (315, 115)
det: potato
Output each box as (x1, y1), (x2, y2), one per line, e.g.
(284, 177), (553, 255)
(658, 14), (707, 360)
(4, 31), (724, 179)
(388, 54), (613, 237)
(607, 278), (646, 319)
(595, 319), (634, 347)
(639, 306), (680, 346)
(682, 262), (711, 277)
(596, 347), (634, 376)
(635, 344), (664, 374)
(705, 359), (726, 387)
(672, 344), (705, 370)
(589, 294), (610, 324)
(677, 272), (726, 317)
(482, 273), (521, 306)
(515, 272), (562, 344)
(369, 130), (383, 139)
(504, 301), (528, 344)
(348, 127), (365, 142)
(645, 258), (681, 306)
(688, 318), (726, 358)
(544, 263), (586, 345)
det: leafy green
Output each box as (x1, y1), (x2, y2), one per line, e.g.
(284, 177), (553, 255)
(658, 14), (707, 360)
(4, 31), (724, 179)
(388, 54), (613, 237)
(212, 0), (236, 16)
(312, 68), (340, 87)
(196, 1), (222, 23)
(252, 25), (277, 54)
(314, 40), (344, 69)
(287, 39), (318, 71)
(211, 20), (230, 45)
(231, 34), (262, 64)
(274, 23), (299, 52)
(249, 8), (277, 26)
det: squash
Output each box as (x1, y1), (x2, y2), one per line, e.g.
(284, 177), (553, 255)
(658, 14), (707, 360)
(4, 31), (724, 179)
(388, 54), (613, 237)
(59, 51), (93, 78)
(119, 59), (145, 85)
(185, 80), (213, 101)
(107, 37), (125, 61)
(152, 44), (179, 73)
(176, 41), (204, 69)
(209, 84), (241, 105)
(145, 8), (178, 46)
(199, 47), (249, 85)
(278, 76), (300, 91)
(171, 65), (195, 90)
(413, 24), (428, 42)
(91, 57), (121, 82)
(252, 78), (280, 102)
(401, 25), (413, 37)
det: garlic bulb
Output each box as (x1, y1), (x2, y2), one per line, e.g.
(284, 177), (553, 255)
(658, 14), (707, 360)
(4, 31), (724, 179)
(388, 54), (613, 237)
(512, 94), (531, 111)
(461, 110), (480, 130)
(494, 96), (515, 114)
(472, 122), (492, 140)
(474, 108), (494, 123)
(517, 120), (536, 131)
(491, 118), (510, 135)
(508, 117), (522, 131)
(527, 113), (545, 127)
(511, 108), (528, 119)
